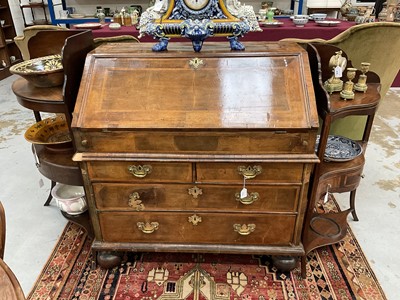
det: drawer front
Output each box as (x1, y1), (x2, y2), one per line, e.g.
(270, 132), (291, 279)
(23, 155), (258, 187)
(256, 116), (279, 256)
(93, 183), (300, 212)
(87, 161), (193, 182)
(75, 131), (315, 154)
(196, 162), (304, 183)
(98, 212), (297, 245)
(316, 167), (364, 198)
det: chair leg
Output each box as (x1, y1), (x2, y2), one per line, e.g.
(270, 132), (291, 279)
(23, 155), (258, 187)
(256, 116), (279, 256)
(44, 180), (56, 206)
(301, 255), (307, 278)
(350, 190), (359, 221)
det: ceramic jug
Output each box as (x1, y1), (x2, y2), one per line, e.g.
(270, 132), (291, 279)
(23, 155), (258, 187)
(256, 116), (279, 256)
(59, 10), (69, 19)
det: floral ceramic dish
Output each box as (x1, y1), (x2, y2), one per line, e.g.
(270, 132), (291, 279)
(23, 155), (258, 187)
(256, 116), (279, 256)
(24, 115), (72, 150)
(10, 54), (63, 87)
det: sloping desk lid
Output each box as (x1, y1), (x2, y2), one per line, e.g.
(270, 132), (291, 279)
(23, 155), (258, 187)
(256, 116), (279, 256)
(72, 42), (318, 131)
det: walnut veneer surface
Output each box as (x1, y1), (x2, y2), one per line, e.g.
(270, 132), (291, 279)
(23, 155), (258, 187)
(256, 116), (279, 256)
(72, 42), (319, 263)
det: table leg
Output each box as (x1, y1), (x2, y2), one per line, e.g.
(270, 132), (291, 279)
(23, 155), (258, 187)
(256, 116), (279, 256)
(44, 180), (56, 206)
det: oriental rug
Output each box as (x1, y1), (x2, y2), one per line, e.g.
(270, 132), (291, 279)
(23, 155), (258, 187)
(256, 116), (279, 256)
(27, 197), (387, 300)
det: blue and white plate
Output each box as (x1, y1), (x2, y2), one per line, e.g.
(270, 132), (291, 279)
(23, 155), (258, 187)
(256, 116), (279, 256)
(315, 135), (363, 162)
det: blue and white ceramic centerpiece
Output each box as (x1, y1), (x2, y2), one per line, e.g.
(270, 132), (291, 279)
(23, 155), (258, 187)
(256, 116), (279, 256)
(138, 0), (260, 52)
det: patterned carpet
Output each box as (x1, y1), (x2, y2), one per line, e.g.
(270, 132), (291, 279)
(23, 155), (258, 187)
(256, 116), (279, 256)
(27, 198), (387, 300)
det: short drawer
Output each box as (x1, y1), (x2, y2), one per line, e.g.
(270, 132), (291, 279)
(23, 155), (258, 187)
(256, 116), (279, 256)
(98, 212), (297, 245)
(86, 161), (193, 182)
(196, 162), (304, 183)
(93, 183), (300, 212)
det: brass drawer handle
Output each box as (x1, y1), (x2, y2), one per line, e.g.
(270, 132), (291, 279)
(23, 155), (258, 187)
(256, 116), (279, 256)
(233, 224), (256, 235)
(235, 191), (259, 205)
(128, 192), (145, 211)
(237, 165), (262, 179)
(137, 222), (159, 234)
(128, 164), (152, 178)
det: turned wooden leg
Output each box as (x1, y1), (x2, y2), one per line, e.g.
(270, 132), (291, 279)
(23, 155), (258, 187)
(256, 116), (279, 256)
(350, 190), (359, 221)
(44, 180), (56, 206)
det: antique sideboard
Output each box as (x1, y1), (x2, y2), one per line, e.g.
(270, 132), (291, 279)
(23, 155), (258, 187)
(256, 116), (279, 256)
(71, 42), (319, 271)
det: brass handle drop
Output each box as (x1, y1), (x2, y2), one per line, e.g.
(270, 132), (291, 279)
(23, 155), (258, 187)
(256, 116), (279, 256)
(128, 164), (152, 178)
(237, 165), (262, 179)
(137, 222), (159, 234)
(235, 192), (259, 205)
(81, 139), (88, 146)
(233, 224), (256, 235)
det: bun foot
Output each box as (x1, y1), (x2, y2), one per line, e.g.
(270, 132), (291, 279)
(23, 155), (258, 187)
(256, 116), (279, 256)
(97, 251), (122, 269)
(271, 255), (298, 272)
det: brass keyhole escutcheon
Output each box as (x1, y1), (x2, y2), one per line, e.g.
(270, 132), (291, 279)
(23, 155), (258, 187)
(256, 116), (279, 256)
(188, 214), (202, 226)
(188, 186), (203, 198)
(128, 192), (145, 211)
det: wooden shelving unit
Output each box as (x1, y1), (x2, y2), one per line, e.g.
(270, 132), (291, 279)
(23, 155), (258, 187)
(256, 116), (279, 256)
(300, 42), (382, 277)
(19, 0), (50, 27)
(0, 0), (22, 80)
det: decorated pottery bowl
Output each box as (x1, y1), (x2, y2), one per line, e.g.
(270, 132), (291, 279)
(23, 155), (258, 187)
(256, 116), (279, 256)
(9, 54), (63, 88)
(24, 115), (72, 151)
(292, 17), (309, 26)
(310, 13), (327, 21)
(51, 183), (87, 215)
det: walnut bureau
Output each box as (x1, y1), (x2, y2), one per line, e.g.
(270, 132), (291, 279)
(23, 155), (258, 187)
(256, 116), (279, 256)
(71, 42), (319, 270)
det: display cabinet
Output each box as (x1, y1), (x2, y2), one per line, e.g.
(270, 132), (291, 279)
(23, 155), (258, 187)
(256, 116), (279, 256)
(19, 0), (49, 27)
(47, 0), (111, 25)
(301, 42), (381, 276)
(0, 0), (22, 80)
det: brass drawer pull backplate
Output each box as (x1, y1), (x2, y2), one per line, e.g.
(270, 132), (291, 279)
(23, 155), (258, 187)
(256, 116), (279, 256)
(137, 222), (159, 234)
(235, 191), (259, 205)
(233, 223), (256, 235)
(237, 165), (262, 179)
(128, 164), (153, 178)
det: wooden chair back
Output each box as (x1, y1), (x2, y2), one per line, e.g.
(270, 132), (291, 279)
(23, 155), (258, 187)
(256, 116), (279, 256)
(61, 30), (95, 118)
(14, 25), (86, 61)
(0, 202), (25, 300)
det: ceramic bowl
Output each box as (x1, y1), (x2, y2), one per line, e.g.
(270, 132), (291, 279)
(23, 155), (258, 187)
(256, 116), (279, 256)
(292, 17), (309, 27)
(310, 13), (327, 21)
(24, 115), (73, 151)
(51, 184), (87, 215)
(10, 54), (63, 88)
(292, 14), (309, 19)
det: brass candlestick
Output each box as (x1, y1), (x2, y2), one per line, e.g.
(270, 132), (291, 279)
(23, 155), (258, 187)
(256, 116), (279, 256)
(354, 62), (370, 92)
(324, 50), (347, 94)
(340, 68), (357, 100)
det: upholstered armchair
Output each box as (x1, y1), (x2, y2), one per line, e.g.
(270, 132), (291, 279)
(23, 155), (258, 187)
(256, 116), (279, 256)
(280, 22), (400, 139)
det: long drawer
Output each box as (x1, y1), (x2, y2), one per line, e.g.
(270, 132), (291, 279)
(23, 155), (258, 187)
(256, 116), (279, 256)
(75, 131), (315, 154)
(98, 212), (297, 245)
(93, 183), (300, 212)
(87, 161), (193, 182)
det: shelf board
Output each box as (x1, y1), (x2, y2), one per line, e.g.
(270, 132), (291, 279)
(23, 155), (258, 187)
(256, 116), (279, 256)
(20, 3), (46, 8)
